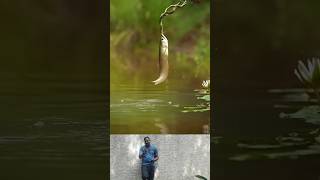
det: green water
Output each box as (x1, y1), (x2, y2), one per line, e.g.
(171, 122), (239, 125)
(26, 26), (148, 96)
(110, 83), (210, 134)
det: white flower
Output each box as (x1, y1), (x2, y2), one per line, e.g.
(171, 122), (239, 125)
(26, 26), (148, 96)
(294, 58), (320, 87)
(202, 80), (210, 88)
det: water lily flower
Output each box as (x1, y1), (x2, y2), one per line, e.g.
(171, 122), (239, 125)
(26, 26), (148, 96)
(202, 80), (210, 88)
(294, 58), (320, 88)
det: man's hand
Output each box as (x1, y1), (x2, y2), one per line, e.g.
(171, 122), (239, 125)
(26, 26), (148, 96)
(153, 156), (159, 162)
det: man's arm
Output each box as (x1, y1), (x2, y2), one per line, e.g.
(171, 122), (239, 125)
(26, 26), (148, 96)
(153, 146), (159, 161)
(139, 147), (144, 159)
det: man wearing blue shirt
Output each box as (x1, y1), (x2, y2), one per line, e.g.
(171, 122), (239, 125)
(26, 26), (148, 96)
(139, 137), (159, 180)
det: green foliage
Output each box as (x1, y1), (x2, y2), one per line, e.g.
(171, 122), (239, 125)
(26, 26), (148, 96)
(111, 0), (171, 33)
(111, 0), (210, 36)
(193, 37), (210, 78)
(110, 0), (210, 47)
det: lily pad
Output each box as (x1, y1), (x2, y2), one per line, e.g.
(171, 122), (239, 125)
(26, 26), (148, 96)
(230, 129), (320, 161)
(181, 86), (210, 113)
(197, 95), (210, 101)
(181, 106), (210, 113)
(280, 105), (320, 125)
(230, 145), (320, 161)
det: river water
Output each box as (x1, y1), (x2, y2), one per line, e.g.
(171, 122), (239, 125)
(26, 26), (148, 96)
(0, 72), (108, 179)
(213, 0), (320, 179)
(0, 1), (108, 179)
(111, 83), (210, 134)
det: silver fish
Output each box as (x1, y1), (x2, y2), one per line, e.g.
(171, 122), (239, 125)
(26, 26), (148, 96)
(153, 34), (169, 85)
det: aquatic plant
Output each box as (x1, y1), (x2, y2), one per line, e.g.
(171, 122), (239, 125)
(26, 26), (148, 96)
(199, 80), (210, 103)
(294, 58), (320, 102)
(280, 105), (320, 125)
(182, 80), (210, 113)
(202, 80), (210, 88)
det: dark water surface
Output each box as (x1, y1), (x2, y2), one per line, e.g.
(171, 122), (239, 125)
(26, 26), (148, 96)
(0, 1), (108, 179)
(0, 73), (108, 179)
(213, 0), (320, 179)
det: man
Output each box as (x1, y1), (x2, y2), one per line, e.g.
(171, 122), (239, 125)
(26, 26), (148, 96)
(139, 137), (159, 180)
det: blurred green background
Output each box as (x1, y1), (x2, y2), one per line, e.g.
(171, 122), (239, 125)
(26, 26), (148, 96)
(110, 0), (210, 88)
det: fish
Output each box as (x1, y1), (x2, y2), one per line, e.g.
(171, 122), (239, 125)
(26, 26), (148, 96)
(153, 34), (169, 85)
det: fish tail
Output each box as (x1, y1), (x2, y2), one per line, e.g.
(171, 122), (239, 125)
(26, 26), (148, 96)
(152, 73), (168, 85)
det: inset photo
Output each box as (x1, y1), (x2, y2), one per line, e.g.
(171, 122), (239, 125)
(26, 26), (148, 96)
(110, 0), (211, 134)
(110, 135), (210, 180)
